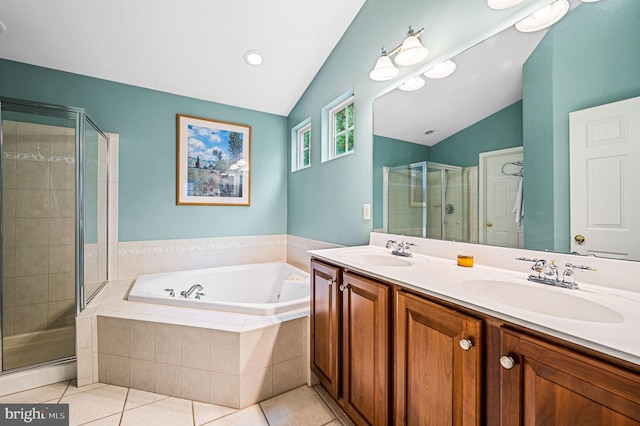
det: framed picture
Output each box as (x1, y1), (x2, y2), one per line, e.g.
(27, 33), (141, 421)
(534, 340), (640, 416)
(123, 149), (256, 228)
(176, 114), (251, 206)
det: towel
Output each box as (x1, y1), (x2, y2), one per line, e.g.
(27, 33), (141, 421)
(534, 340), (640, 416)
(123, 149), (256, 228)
(513, 178), (524, 225)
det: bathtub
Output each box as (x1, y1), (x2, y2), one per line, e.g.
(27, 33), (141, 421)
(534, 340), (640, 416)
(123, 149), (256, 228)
(127, 261), (309, 315)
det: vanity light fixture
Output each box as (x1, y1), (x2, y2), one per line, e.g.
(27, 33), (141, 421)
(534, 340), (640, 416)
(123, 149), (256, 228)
(369, 49), (400, 81)
(395, 27), (430, 66)
(398, 76), (425, 92)
(369, 26), (428, 81)
(243, 50), (264, 66)
(424, 60), (457, 79)
(515, 0), (570, 32)
(487, 0), (525, 10)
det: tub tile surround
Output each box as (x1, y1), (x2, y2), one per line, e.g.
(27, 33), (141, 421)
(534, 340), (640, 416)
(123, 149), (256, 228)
(76, 271), (311, 408)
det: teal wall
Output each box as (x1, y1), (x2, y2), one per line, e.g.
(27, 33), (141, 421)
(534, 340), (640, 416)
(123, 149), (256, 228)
(372, 136), (431, 230)
(431, 101), (523, 167)
(287, 0), (552, 246)
(523, 0), (640, 253)
(0, 58), (288, 241)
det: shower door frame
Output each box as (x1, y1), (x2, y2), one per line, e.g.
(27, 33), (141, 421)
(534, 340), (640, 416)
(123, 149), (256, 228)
(426, 162), (466, 242)
(382, 161), (427, 238)
(0, 97), (109, 373)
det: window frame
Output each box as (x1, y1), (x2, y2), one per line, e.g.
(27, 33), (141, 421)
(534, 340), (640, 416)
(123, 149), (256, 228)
(297, 122), (311, 170)
(321, 89), (355, 163)
(328, 95), (355, 160)
(291, 118), (311, 172)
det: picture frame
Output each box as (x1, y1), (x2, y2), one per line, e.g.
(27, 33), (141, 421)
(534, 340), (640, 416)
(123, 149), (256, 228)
(176, 114), (251, 206)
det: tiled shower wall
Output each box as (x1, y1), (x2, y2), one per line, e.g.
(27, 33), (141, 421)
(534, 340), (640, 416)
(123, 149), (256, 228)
(2, 121), (77, 336)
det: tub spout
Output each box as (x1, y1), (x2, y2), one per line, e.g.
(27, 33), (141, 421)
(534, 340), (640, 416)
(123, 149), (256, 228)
(180, 284), (204, 299)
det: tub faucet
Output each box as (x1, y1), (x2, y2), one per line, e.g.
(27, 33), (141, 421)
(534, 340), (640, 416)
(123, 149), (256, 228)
(181, 284), (204, 299)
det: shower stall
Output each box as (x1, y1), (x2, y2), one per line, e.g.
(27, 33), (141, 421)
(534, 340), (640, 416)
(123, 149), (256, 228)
(383, 161), (478, 242)
(0, 97), (109, 374)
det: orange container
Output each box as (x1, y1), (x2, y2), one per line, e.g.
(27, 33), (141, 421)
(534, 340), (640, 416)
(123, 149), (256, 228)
(457, 254), (474, 267)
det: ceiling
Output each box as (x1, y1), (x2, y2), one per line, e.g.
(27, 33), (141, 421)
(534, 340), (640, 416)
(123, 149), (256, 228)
(0, 0), (366, 116)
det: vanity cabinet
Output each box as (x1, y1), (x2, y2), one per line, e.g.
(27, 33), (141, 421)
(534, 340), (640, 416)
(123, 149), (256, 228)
(499, 328), (640, 425)
(310, 260), (391, 425)
(311, 257), (640, 426)
(310, 260), (341, 400)
(341, 271), (391, 426)
(395, 290), (482, 425)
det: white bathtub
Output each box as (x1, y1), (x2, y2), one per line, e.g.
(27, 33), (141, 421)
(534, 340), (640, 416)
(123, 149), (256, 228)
(127, 262), (309, 315)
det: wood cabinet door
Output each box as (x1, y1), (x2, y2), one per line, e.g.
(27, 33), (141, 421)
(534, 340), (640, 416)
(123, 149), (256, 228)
(341, 272), (391, 426)
(500, 328), (640, 425)
(310, 259), (341, 399)
(395, 291), (482, 426)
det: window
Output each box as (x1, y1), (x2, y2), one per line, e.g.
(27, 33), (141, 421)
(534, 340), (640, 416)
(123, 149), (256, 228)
(321, 90), (355, 162)
(329, 96), (354, 158)
(291, 118), (311, 171)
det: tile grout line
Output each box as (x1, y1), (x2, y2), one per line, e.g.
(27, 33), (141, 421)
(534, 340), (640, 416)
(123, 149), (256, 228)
(118, 387), (130, 426)
(258, 401), (271, 425)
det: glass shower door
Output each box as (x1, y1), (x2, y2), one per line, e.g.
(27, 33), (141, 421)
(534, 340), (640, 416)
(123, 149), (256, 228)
(1, 108), (77, 370)
(386, 162), (426, 237)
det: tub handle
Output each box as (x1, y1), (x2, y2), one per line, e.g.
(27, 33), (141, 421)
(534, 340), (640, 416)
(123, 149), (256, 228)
(195, 292), (205, 300)
(164, 288), (175, 297)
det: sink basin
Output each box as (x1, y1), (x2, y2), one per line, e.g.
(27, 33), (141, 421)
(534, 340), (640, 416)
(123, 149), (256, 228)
(460, 279), (624, 323)
(343, 253), (413, 267)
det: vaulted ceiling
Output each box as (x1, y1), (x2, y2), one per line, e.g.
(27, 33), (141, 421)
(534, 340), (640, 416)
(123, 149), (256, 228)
(0, 0), (366, 116)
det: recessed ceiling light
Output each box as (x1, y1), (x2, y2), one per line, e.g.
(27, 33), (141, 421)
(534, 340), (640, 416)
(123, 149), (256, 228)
(487, 0), (525, 10)
(515, 0), (570, 32)
(243, 50), (263, 66)
(424, 60), (457, 79)
(0, 20), (7, 34)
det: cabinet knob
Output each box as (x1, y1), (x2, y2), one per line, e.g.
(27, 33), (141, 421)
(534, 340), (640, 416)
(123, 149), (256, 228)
(500, 356), (515, 370)
(459, 339), (473, 351)
(327, 278), (335, 286)
(339, 284), (348, 292)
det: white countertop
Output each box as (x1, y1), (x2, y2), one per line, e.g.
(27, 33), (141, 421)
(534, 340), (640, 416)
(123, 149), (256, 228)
(309, 244), (640, 366)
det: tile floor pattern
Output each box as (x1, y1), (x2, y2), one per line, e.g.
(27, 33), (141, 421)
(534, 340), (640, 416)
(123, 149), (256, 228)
(0, 380), (354, 426)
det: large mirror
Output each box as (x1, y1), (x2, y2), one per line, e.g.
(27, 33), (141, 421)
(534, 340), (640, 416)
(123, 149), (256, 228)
(373, 0), (640, 261)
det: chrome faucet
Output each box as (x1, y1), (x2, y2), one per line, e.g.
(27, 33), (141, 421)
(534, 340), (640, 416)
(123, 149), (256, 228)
(386, 240), (415, 257)
(516, 258), (595, 290)
(180, 284), (204, 299)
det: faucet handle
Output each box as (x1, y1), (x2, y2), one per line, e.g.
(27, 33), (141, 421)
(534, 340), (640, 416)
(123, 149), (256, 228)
(164, 288), (175, 297)
(565, 262), (597, 272)
(386, 239), (397, 248)
(195, 292), (205, 300)
(531, 259), (547, 274)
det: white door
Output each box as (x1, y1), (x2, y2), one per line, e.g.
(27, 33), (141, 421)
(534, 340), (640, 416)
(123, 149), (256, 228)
(569, 96), (640, 260)
(479, 147), (524, 248)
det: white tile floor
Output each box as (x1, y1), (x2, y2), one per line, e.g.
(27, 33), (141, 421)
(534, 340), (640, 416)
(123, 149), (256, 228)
(0, 380), (353, 426)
